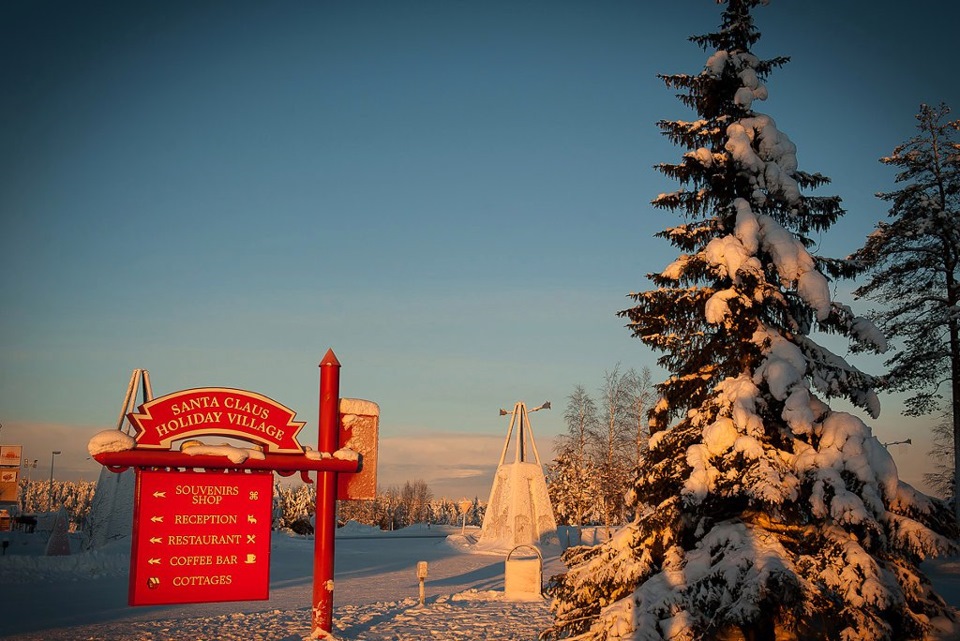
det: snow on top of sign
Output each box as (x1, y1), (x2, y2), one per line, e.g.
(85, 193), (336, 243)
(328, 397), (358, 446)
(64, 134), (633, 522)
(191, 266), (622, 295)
(340, 398), (380, 417)
(334, 448), (359, 461)
(303, 446), (360, 461)
(302, 447), (359, 461)
(87, 430), (136, 456)
(181, 442), (266, 464)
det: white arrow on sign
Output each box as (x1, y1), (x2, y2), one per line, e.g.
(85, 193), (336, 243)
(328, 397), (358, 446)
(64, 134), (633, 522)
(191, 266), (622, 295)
(148, 558), (161, 565)
(151, 516), (163, 523)
(150, 537), (163, 544)
(153, 491), (166, 498)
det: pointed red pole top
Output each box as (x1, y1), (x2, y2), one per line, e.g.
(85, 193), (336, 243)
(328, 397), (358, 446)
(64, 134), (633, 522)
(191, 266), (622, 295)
(320, 349), (341, 368)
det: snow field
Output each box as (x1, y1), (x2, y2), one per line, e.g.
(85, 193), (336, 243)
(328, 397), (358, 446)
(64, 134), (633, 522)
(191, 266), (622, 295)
(2, 526), (958, 640)
(0, 528), (564, 640)
(1, 595), (552, 641)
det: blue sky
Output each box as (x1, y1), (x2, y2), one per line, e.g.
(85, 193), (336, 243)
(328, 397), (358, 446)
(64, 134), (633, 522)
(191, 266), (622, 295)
(2, 1), (958, 499)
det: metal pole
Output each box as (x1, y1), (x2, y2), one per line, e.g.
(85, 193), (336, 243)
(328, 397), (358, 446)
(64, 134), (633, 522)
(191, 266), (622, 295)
(313, 349), (341, 638)
(116, 370), (139, 432)
(21, 458), (35, 511)
(518, 403), (526, 462)
(496, 406), (515, 467)
(525, 405), (544, 465)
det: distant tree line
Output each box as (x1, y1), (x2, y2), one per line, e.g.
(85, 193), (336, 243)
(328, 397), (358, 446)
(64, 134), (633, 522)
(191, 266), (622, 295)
(16, 479), (98, 530)
(273, 479), (485, 532)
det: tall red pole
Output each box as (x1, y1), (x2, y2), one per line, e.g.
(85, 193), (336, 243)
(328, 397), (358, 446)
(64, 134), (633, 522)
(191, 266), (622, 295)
(313, 349), (341, 637)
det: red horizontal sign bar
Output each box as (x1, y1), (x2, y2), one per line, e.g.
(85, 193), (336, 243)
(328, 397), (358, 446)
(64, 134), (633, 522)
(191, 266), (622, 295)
(128, 388), (305, 453)
(93, 450), (361, 474)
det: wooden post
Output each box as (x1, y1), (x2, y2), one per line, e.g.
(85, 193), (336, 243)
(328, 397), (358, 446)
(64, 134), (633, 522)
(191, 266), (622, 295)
(417, 561), (428, 606)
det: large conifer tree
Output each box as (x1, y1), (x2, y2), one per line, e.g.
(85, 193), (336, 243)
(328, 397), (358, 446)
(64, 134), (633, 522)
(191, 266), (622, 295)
(545, 2), (958, 640)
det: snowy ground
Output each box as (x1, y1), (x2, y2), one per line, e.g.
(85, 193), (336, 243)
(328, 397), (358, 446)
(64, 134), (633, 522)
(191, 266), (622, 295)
(1, 524), (958, 640)
(0, 524), (569, 640)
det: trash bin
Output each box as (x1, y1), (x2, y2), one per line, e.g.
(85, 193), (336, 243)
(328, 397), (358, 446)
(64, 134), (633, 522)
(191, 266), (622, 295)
(504, 544), (542, 598)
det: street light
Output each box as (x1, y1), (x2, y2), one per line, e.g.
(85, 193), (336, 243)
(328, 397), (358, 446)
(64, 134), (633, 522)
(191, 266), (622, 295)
(49, 451), (61, 509)
(497, 401), (550, 463)
(882, 439), (912, 448)
(499, 401), (551, 415)
(22, 457), (38, 511)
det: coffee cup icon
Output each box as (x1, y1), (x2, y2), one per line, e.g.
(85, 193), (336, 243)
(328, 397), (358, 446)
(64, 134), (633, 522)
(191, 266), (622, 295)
(245, 554), (256, 564)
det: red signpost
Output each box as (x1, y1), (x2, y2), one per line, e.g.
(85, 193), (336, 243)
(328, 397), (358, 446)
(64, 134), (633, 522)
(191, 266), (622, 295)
(91, 349), (377, 639)
(313, 350), (340, 634)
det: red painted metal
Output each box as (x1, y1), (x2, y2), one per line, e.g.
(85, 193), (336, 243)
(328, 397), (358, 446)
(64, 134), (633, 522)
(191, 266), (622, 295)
(313, 349), (341, 637)
(92, 450), (360, 475)
(128, 469), (273, 606)
(127, 388), (306, 453)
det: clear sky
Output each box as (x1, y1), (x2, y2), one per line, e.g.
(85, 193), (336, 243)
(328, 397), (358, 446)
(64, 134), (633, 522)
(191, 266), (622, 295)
(2, 1), (958, 500)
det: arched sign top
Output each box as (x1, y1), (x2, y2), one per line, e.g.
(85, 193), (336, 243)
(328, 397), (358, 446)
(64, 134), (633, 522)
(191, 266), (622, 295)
(128, 387), (306, 453)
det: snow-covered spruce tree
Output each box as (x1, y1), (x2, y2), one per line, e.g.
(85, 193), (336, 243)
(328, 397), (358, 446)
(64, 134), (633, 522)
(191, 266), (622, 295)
(545, 3), (958, 640)
(851, 103), (960, 518)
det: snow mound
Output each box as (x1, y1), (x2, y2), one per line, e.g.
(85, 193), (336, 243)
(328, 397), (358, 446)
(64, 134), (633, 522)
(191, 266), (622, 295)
(181, 441), (266, 463)
(0, 538), (130, 583)
(87, 430), (136, 456)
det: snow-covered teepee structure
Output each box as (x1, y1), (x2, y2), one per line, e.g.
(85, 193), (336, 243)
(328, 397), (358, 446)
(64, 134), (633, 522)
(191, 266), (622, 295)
(83, 369), (149, 550)
(478, 401), (557, 550)
(547, 2), (958, 640)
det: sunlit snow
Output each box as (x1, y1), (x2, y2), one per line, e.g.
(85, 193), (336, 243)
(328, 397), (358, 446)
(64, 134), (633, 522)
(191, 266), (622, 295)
(0, 523), (568, 640)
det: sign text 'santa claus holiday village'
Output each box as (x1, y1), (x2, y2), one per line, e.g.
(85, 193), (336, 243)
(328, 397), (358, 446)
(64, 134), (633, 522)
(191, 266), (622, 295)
(127, 388), (305, 453)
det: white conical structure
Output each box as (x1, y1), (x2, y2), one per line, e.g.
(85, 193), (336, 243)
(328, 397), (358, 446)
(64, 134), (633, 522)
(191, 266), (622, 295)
(478, 401), (557, 550)
(83, 368), (150, 549)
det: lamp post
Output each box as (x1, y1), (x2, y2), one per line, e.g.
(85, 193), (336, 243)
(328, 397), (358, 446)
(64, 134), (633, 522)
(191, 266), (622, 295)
(882, 439), (912, 448)
(48, 451), (61, 510)
(498, 402), (550, 462)
(22, 457), (38, 511)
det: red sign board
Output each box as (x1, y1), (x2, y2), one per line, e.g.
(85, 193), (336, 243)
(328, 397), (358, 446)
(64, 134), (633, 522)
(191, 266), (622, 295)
(338, 399), (379, 501)
(129, 469), (273, 606)
(128, 388), (305, 453)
